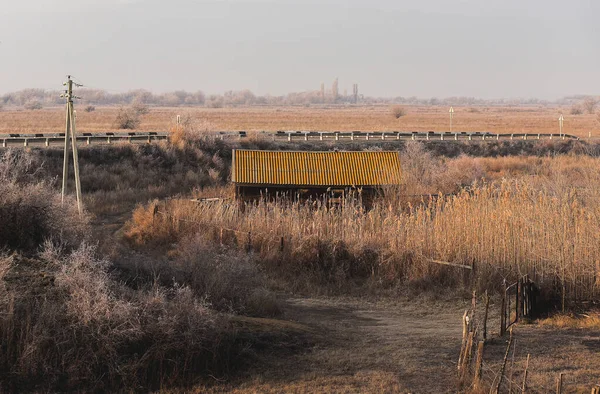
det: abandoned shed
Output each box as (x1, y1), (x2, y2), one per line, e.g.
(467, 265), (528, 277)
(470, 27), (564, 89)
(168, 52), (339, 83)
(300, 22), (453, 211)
(231, 149), (402, 203)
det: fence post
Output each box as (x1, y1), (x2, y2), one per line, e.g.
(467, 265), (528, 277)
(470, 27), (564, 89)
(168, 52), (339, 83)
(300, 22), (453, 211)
(280, 236), (284, 252)
(556, 373), (563, 394)
(522, 353), (530, 393)
(483, 290), (490, 341)
(246, 231), (252, 252)
(517, 277), (522, 322)
(458, 310), (468, 373)
(471, 289), (477, 332)
(473, 341), (485, 389)
(500, 280), (507, 337)
(460, 331), (474, 380)
(495, 328), (514, 394)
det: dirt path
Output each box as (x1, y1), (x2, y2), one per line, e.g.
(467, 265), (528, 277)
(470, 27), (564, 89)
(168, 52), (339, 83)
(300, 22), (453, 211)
(216, 296), (470, 393)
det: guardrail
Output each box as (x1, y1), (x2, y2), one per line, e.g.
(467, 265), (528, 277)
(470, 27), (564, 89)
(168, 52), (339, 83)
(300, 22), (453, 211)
(1, 130), (582, 149)
(272, 130), (581, 142)
(0, 132), (170, 148)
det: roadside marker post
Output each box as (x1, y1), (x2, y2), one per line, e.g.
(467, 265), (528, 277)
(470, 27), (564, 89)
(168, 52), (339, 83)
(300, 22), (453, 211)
(449, 107), (455, 132)
(559, 114), (564, 139)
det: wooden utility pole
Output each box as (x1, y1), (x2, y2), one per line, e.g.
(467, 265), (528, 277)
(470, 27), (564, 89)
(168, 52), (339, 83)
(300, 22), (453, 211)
(60, 75), (83, 215)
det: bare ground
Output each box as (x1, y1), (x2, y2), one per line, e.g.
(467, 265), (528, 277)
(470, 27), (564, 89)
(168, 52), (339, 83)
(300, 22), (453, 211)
(94, 213), (600, 393)
(195, 296), (600, 394)
(199, 296), (470, 393)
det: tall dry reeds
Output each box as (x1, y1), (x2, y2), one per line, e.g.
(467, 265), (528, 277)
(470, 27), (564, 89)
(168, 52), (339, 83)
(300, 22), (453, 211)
(127, 173), (600, 302)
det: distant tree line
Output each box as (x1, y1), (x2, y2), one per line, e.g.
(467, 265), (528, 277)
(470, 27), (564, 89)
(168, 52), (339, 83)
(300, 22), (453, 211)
(0, 86), (598, 109)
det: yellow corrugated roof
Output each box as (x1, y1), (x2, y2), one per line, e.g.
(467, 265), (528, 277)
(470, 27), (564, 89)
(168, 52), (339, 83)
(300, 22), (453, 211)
(232, 150), (401, 186)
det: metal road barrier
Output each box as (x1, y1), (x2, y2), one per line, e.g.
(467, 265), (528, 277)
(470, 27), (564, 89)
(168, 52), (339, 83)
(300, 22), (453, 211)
(1, 130), (582, 149)
(272, 130), (581, 142)
(1, 132), (169, 148)
(0, 131), (251, 148)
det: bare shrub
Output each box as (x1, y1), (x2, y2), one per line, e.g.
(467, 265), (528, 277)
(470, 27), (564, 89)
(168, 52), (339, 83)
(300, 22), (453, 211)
(169, 115), (217, 148)
(0, 150), (88, 251)
(0, 149), (45, 184)
(207, 95), (224, 108)
(391, 105), (407, 119)
(570, 105), (583, 115)
(114, 106), (141, 129)
(124, 204), (280, 315)
(84, 105), (95, 112)
(24, 100), (43, 110)
(131, 100), (149, 115)
(169, 234), (280, 316)
(400, 142), (445, 196)
(0, 243), (241, 392)
(582, 97), (599, 114)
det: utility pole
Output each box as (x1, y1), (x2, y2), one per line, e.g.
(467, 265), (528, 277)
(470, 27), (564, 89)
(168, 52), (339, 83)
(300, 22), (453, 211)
(449, 106), (455, 132)
(60, 75), (83, 215)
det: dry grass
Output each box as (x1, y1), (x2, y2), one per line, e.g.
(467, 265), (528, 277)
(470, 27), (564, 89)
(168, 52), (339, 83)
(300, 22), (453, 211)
(2, 105), (599, 138)
(125, 152), (600, 303)
(4, 126), (600, 391)
(538, 311), (600, 329)
(0, 148), (299, 392)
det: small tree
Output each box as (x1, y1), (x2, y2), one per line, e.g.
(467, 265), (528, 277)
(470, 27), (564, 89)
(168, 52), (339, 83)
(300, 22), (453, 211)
(570, 105), (583, 115)
(131, 101), (149, 115)
(84, 105), (95, 113)
(114, 107), (141, 130)
(24, 100), (43, 110)
(391, 105), (407, 119)
(583, 97), (599, 114)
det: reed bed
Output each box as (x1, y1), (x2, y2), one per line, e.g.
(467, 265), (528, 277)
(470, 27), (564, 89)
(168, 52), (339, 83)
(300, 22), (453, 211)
(127, 179), (600, 303)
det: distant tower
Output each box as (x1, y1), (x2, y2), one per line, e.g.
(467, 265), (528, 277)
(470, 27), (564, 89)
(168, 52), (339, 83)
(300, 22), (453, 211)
(332, 78), (339, 102)
(353, 84), (359, 104)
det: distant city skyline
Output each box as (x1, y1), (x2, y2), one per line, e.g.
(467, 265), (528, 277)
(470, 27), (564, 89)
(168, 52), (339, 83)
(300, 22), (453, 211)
(1, 0), (598, 99)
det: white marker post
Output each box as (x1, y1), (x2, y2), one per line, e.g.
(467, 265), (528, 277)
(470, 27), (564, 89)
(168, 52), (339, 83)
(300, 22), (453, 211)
(558, 114), (564, 139)
(449, 107), (455, 132)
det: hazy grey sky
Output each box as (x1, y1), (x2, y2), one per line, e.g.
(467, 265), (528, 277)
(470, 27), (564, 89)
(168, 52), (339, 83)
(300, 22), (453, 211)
(0, 0), (598, 99)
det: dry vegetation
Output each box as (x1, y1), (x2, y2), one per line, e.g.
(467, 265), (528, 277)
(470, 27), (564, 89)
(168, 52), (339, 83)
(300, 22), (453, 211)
(125, 149), (600, 304)
(0, 150), (304, 392)
(1, 105), (600, 138)
(2, 121), (600, 391)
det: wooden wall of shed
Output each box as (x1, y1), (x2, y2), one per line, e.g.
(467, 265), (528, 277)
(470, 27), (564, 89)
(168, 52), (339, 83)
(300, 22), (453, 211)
(235, 185), (380, 208)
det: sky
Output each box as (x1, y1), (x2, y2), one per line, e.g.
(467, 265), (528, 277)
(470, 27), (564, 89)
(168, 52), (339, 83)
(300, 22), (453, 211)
(0, 0), (598, 99)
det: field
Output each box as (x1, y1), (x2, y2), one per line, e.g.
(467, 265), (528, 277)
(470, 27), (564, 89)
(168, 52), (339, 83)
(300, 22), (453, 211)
(1, 105), (599, 138)
(1, 107), (600, 393)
